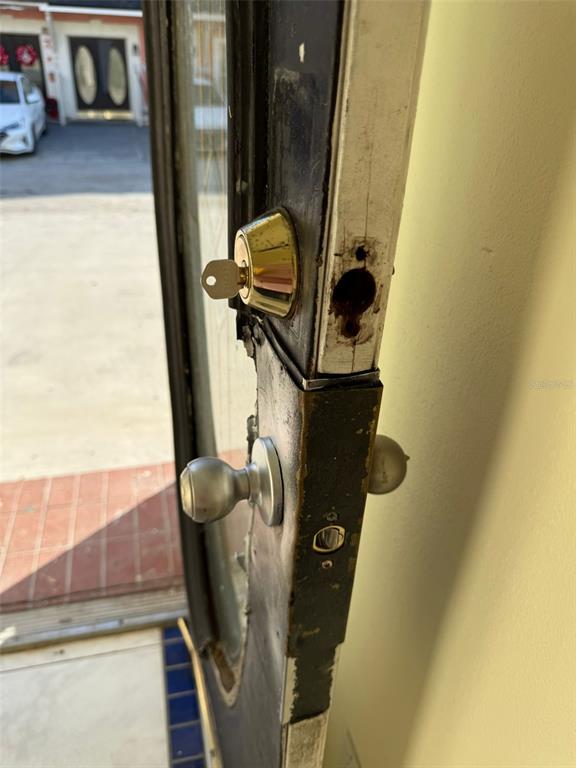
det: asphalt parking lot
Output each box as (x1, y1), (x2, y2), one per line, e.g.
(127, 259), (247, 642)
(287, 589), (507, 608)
(0, 122), (173, 481)
(0, 122), (152, 197)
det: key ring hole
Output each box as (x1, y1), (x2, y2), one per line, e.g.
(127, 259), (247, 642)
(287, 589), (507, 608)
(206, 275), (217, 286)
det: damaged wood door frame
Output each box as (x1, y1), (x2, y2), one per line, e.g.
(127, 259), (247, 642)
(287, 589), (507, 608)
(315, 1), (430, 376)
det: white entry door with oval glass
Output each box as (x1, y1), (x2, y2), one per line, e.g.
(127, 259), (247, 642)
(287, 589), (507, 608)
(69, 37), (130, 116)
(144, 1), (429, 766)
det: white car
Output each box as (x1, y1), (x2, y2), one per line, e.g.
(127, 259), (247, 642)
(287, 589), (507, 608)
(0, 72), (46, 155)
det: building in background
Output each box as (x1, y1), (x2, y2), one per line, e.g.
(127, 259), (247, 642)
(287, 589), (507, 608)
(0, 0), (225, 125)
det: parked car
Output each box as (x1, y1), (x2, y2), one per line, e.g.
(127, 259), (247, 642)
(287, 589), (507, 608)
(0, 72), (46, 155)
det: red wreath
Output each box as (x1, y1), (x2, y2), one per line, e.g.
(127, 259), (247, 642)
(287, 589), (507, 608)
(16, 44), (38, 67)
(0, 45), (9, 67)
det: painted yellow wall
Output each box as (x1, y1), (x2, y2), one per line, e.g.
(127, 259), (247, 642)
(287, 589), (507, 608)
(325, 2), (576, 766)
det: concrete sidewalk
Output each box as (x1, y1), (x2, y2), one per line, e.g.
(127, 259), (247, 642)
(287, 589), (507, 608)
(0, 124), (172, 482)
(0, 626), (205, 768)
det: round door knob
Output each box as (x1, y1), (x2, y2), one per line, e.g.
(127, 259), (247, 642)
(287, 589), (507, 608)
(179, 437), (283, 526)
(368, 435), (409, 494)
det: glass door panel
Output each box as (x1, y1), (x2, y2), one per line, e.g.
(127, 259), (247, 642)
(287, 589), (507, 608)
(173, 0), (256, 681)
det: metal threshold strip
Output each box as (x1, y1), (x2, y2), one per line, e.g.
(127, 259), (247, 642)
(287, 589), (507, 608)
(0, 587), (188, 653)
(178, 618), (223, 768)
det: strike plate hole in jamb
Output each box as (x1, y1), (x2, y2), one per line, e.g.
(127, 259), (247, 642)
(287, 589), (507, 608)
(331, 268), (377, 338)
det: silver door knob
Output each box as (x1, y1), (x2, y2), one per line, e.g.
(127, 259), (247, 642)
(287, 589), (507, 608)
(179, 437), (283, 526)
(368, 435), (409, 494)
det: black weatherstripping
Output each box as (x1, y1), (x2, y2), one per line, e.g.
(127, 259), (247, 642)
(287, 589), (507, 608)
(227, 0), (269, 340)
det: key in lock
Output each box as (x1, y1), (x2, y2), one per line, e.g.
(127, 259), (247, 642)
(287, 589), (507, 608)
(201, 208), (299, 318)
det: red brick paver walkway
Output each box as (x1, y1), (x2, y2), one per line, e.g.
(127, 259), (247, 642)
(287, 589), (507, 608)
(0, 463), (183, 612)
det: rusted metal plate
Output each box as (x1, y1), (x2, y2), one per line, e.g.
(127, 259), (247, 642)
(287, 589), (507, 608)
(200, 330), (381, 766)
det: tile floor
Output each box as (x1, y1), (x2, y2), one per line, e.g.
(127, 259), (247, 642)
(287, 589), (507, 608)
(0, 463), (183, 611)
(162, 626), (205, 767)
(0, 626), (204, 768)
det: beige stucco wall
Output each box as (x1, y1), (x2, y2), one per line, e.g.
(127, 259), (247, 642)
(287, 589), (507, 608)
(324, 2), (576, 766)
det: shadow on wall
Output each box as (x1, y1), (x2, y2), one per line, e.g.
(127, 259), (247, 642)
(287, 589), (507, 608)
(326, 2), (576, 766)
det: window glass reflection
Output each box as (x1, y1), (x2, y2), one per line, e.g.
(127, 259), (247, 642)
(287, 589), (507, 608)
(74, 45), (97, 105)
(108, 47), (127, 106)
(175, 0), (256, 679)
